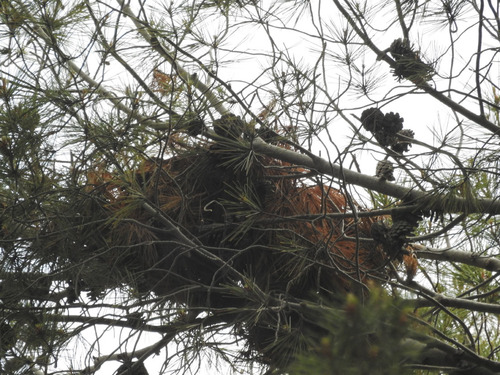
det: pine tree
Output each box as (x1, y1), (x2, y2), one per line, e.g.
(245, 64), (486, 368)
(1, 1), (500, 374)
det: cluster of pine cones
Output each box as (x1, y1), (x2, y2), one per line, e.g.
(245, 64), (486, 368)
(361, 107), (415, 181)
(371, 209), (422, 260)
(360, 108), (414, 153)
(389, 38), (434, 83)
(361, 105), (422, 257)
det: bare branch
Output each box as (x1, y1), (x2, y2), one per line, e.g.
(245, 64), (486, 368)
(252, 137), (500, 215)
(413, 243), (500, 272)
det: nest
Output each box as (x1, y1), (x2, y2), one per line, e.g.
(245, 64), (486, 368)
(77, 140), (389, 367)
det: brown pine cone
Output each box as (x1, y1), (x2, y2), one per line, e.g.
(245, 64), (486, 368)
(116, 361), (149, 375)
(392, 128), (415, 153)
(389, 38), (434, 82)
(375, 160), (395, 181)
(213, 113), (244, 139)
(388, 220), (415, 242)
(370, 221), (389, 244)
(361, 108), (404, 148)
(382, 112), (404, 133)
(361, 108), (384, 132)
(184, 116), (205, 136)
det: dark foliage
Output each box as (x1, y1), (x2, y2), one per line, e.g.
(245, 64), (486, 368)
(43, 137), (389, 368)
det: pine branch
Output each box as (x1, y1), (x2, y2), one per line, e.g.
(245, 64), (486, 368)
(408, 214), (466, 242)
(412, 243), (500, 272)
(85, 3), (182, 120)
(402, 280), (500, 314)
(251, 137), (500, 215)
(331, 0), (500, 135)
(141, 200), (202, 250)
(402, 338), (500, 374)
(8, 1), (171, 132)
(115, 0), (229, 116)
(77, 333), (172, 375)
(72, 311), (231, 375)
(195, 204), (419, 232)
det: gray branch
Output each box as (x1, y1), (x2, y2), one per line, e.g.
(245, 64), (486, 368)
(413, 244), (500, 272)
(251, 137), (500, 215)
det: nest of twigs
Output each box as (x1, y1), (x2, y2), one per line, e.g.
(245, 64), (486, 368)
(70, 136), (389, 367)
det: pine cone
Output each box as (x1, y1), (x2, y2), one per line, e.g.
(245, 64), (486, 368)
(116, 362), (149, 375)
(360, 108), (384, 132)
(361, 108), (404, 148)
(389, 38), (434, 82)
(382, 220), (416, 260)
(392, 209), (422, 228)
(382, 112), (404, 133)
(373, 131), (397, 147)
(392, 128), (414, 153)
(370, 221), (389, 244)
(213, 113), (244, 139)
(184, 116), (205, 136)
(375, 160), (395, 181)
(388, 220), (415, 242)
(389, 38), (414, 60)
